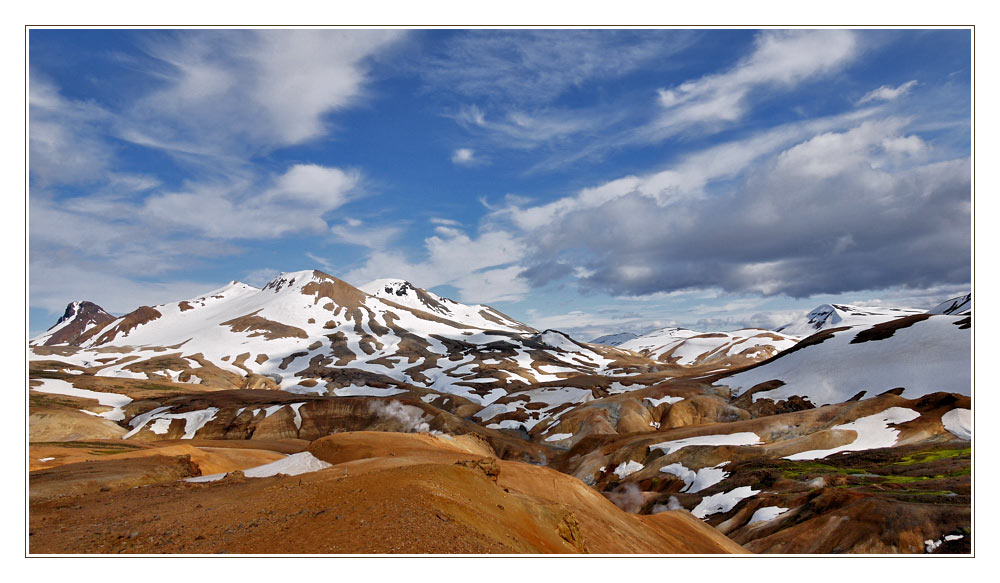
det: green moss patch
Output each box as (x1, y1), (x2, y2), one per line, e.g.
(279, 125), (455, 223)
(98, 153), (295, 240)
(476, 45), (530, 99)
(895, 448), (971, 466)
(780, 461), (867, 479)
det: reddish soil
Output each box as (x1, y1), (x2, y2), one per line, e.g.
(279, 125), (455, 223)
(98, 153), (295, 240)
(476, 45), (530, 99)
(28, 432), (746, 555)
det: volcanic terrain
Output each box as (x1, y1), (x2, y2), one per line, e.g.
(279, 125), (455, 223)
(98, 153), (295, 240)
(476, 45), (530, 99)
(27, 271), (972, 554)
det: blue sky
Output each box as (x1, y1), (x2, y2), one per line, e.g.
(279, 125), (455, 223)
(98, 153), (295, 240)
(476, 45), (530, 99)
(28, 28), (971, 339)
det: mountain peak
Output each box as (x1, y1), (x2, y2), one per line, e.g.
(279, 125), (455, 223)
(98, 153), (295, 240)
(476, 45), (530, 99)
(33, 300), (115, 346)
(775, 302), (925, 336)
(262, 270), (343, 293)
(927, 293), (971, 316)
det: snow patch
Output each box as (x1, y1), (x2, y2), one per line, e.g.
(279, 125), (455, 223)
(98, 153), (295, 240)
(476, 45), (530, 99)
(332, 386), (407, 398)
(783, 407), (920, 460)
(31, 378), (132, 421)
(747, 506), (789, 525)
(692, 486), (760, 519)
(941, 408), (971, 440)
(290, 402), (306, 430)
(659, 462), (730, 493)
(613, 460), (645, 480)
(123, 407), (219, 439)
(651, 432), (762, 455)
(186, 452), (332, 482)
(645, 395), (684, 408)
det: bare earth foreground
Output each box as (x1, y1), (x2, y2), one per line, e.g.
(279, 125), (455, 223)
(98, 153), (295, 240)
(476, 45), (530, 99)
(28, 432), (745, 554)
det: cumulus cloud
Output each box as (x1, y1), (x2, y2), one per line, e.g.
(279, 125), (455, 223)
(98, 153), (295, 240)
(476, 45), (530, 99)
(498, 118), (969, 299)
(857, 80), (918, 105)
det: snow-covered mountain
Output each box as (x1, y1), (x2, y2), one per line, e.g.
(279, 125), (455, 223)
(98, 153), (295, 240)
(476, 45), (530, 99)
(774, 304), (924, 337)
(719, 313), (971, 406)
(616, 327), (801, 370)
(29, 270), (646, 406)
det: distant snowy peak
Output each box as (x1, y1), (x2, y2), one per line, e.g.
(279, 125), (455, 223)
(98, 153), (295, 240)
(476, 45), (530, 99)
(927, 293), (971, 316)
(617, 327), (800, 369)
(31, 300), (116, 346)
(360, 278), (534, 333)
(775, 303), (923, 337)
(591, 332), (640, 347)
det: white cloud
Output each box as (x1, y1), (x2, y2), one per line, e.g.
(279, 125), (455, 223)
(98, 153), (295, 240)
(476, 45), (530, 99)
(492, 109), (880, 233)
(123, 30), (406, 157)
(455, 105), (595, 148)
(330, 219), (403, 249)
(494, 115), (969, 299)
(419, 30), (693, 105)
(342, 226), (530, 304)
(142, 164), (361, 239)
(242, 268), (279, 288)
(647, 30), (858, 140)
(264, 164), (361, 207)
(29, 75), (114, 186)
(305, 252), (336, 274)
(857, 80), (918, 105)
(29, 259), (222, 316)
(451, 148), (477, 165)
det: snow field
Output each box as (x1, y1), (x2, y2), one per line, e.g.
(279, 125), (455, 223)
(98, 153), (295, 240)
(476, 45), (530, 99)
(31, 378), (132, 421)
(747, 506), (789, 525)
(185, 452), (332, 483)
(650, 432), (762, 455)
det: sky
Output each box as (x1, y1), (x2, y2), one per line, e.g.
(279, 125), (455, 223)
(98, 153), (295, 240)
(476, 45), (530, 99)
(27, 28), (972, 340)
